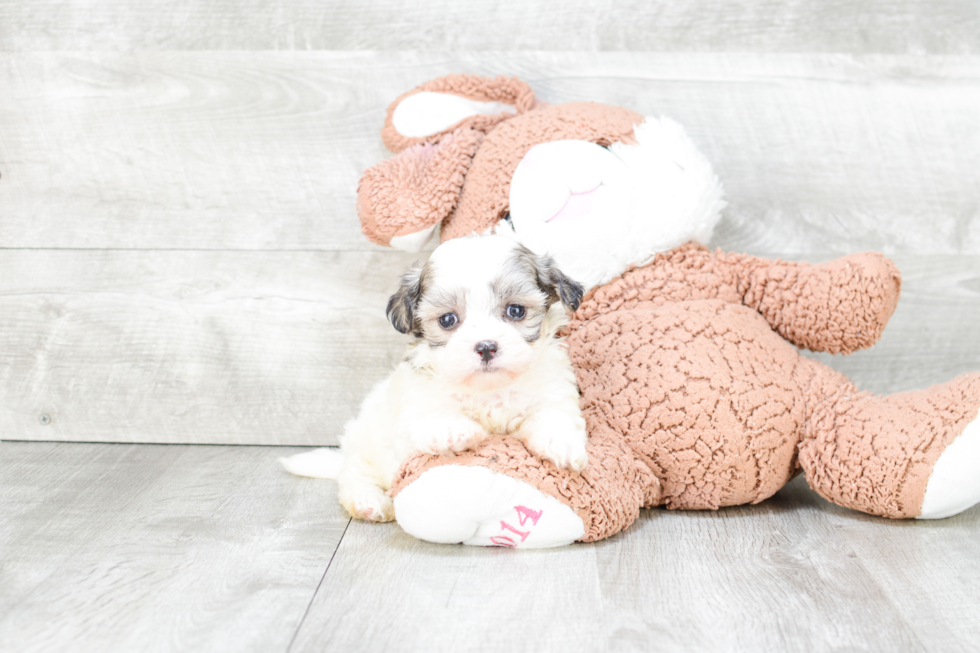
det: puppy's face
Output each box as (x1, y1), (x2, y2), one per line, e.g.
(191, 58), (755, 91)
(387, 235), (584, 390)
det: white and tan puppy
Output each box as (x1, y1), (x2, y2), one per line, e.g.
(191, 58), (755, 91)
(283, 233), (587, 522)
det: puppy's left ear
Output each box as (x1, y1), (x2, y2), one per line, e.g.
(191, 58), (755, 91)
(386, 264), (425, 335)
(535, 256), (585, 314)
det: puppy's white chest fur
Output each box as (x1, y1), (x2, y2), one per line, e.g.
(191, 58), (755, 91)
(453, 389), (530, 436)
(334, 233), (589, 523)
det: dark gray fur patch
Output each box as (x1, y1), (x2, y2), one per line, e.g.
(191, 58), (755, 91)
(491, 253), (553, 343)
(385, 261), (429, 336)
(506, 244), (585, 313)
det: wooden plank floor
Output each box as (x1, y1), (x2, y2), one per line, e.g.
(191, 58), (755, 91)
(2, 440), (979, 652)
(0, 442), (349, 652)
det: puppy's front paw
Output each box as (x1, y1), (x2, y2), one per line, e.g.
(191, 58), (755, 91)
(525, 413), (588, 472)
(411, 415), (488, 456)
(339, 487), (395, 522)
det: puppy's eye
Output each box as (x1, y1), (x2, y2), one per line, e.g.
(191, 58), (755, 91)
(438, 313), (458, 329)
(506, 304), (526, 320)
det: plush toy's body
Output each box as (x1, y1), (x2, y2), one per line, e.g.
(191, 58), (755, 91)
(355, 74), (980, 548)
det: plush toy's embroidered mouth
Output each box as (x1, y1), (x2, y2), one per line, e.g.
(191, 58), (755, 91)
(546, 186), (598, 224)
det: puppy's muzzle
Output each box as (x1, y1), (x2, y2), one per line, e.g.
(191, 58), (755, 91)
(475, 340), (498, 363)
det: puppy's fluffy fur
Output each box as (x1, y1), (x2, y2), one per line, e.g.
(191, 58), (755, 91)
(338, 234), (587, 522)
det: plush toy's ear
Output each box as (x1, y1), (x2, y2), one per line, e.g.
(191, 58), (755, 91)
(358, 128), (485, 251)
(381, 74), (536, 154)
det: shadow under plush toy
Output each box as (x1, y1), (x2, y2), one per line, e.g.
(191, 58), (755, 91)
(356, 73), (980, 548)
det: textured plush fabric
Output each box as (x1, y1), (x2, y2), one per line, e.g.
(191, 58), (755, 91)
(564, 244), (904, 512)
(798, 366), (980, 518)
(380, 74), (536, 154)
(390, 242), (979, 541)
(441, 102), (643, 241)
(361, 94), (643, 248)
(572, 244), (902, 355)
(390, 422), (660, 543)
(369, 73), (980, 542)
(358, 128), (484, 246)
(570, 300), (805, 511)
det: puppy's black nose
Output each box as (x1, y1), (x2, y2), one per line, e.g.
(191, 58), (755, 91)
(475, 340), (498, 363)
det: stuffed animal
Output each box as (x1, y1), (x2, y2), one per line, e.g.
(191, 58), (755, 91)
(356, 74), (980, 548)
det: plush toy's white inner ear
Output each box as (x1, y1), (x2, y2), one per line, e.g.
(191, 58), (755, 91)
(389, 223), (438, 252)
(392, 91), (517, 138)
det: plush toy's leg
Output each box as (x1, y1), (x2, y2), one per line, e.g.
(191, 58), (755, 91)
(796, 359), (980, 519)
(394, 465), (585, 548)
(390, 427), (657, 547)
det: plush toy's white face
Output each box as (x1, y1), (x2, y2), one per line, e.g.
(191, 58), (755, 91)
(387, 234), (582, 392)
(507, 117), (727, 291)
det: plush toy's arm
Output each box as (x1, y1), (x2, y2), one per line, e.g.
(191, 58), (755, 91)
(573, 244), (901, 355)
(725, 250), (902, 354)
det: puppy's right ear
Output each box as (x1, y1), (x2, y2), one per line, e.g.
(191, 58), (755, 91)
(538, 261), (585, 314)
(386, 264), (425, 335)
(381, 74), (536, 153)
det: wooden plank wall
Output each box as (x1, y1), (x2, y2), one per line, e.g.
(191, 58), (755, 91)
(1, 4), (978, 445)
(2, 1), (978, 52)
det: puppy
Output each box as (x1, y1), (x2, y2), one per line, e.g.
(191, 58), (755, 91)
(332, 233), (587, 522)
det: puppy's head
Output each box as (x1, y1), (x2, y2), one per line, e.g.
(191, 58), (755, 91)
(387, 234), (583, 390)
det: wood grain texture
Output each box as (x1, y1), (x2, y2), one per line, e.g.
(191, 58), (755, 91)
(292, 476), (980, 652)
(0, 441), (350, 653)
(0, 250), (418, 445)
(289, 515), (608, 652)
(1, 52), (978, 253)
(0, 251), (976, 446)
(790, 481), (980, 649)
(1, 1), (977, 53)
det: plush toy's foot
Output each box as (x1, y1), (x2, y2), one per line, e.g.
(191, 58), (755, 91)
(798, 366), (980, 519)
(393, 465), (585, 548)
(919, 408), (980, 519)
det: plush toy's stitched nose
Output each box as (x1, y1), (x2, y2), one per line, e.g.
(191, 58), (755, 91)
(475, 340), (498, 363)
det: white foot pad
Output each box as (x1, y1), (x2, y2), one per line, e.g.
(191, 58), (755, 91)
(393, 465), (585, 548)
(919, 409), (980, 519)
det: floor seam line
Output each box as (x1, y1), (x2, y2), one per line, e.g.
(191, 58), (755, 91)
(286, 517), (351, 653)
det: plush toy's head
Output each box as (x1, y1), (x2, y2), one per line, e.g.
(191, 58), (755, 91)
(359, 74), (727, 290)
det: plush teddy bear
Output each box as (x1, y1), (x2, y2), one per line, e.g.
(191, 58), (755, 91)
(355, 74), (980, 548)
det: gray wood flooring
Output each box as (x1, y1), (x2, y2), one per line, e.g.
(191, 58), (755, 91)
(2, 1), (979, 651)
(0, 442), (349, 653)
(2, 441), (979, 652)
